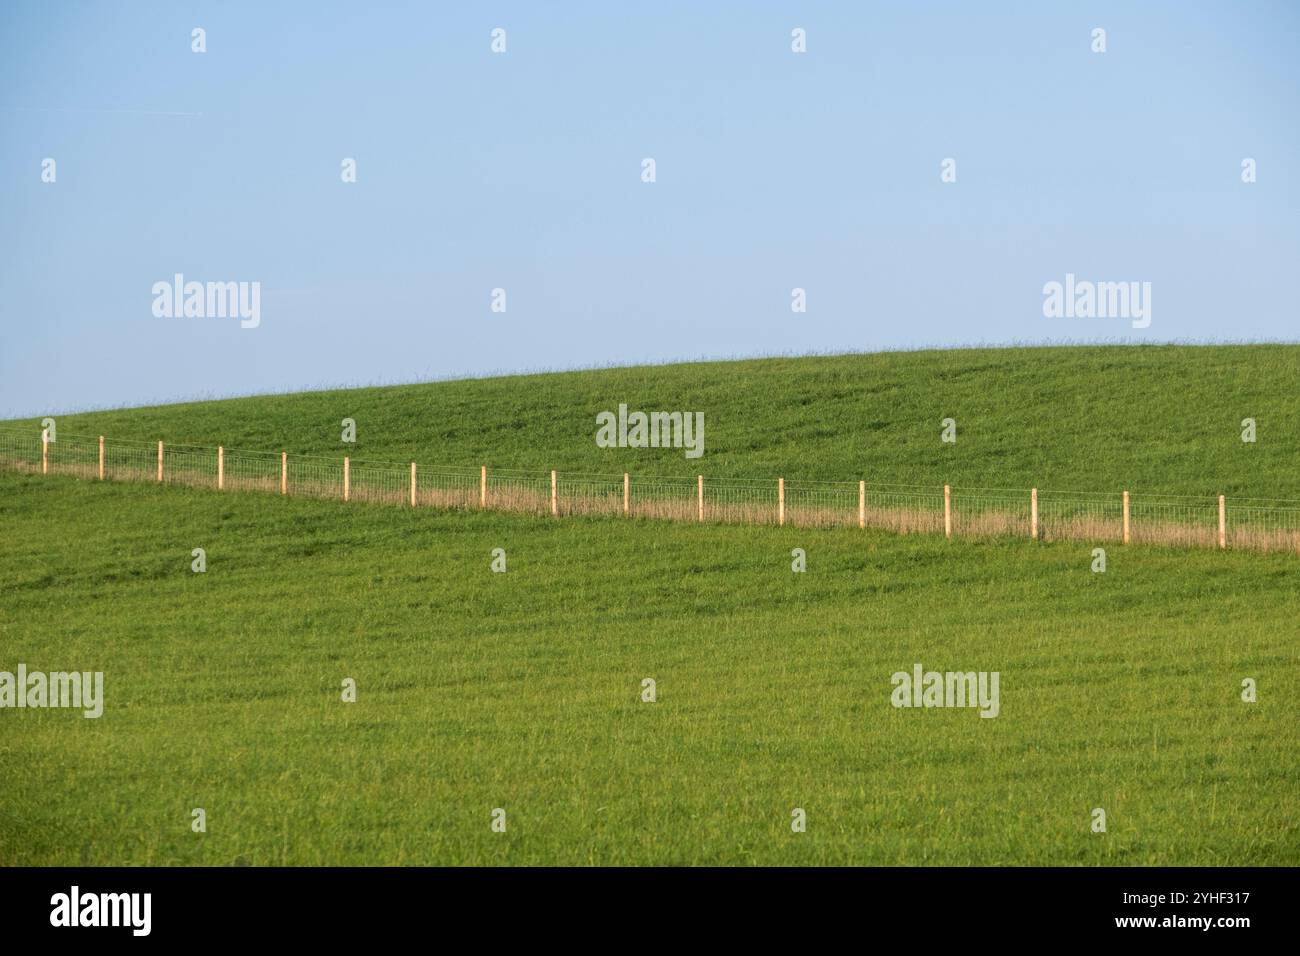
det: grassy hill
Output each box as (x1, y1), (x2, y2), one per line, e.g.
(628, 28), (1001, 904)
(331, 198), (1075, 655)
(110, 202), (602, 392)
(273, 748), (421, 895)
(8, 344), (1300, 497)
(2, 345), (1298, 866)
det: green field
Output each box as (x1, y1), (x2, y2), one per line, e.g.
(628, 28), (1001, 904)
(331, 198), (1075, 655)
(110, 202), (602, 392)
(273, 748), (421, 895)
(12, 344), (1300, 495)
(2, 346), (1297, 865)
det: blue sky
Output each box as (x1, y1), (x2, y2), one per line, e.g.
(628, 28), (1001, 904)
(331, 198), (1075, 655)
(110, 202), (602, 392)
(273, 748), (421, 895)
(1, 1), (1297, 417)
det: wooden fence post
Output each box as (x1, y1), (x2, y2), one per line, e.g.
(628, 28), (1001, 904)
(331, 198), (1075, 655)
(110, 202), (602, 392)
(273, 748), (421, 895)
(157, 441), (164, 482)
(859, 480), (865, 529)
(778, 477), (785, 526)
(623, 473), (629, 517)
(697, 474), (704, 522)
(281, 452), (288, 495)
(480, 466), (487, 508)
(1122, 491), (1130, 544)
(1030, 487), (1038, 540)
(410, 462), (416, 507)
(343, 456), (350, 502)
(41, 432), (48, 474)
(944, 484), (952, 539)
(98, 436), (104, 480)
(1219, 494), (1226, 550)
(551, 470), (558, 516)
(217, 445), (224, 490)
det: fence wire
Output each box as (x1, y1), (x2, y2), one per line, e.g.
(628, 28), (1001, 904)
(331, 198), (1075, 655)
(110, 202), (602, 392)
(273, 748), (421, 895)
(2, 427), (1297, 553)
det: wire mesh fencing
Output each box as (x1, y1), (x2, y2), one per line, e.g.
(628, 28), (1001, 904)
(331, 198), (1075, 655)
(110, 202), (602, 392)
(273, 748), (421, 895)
(555, 473), (625, 519)
(347, 457), (410, 506)
(700, 477), (772, 525)
(223, 448), (281, 495)
(951, 488), (1030, 539)
(627, 474), (699, 522)
(414, 466), (479, 511)
(161, 444), (219, 489)
(2, 426), (1298, 553)
(1123, 493), (1215, 549)
(865, 485), (946, 536)
(1035, 490), (1124, 543)
(1226, 497), (1300, 553)
(45, 434), (99, 480)
(486, 468), (551, 516)
(784, 479), (856, 529)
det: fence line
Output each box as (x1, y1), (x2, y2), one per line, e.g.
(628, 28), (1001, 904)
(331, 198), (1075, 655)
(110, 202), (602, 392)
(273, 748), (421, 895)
(3, 427), (1299, 553)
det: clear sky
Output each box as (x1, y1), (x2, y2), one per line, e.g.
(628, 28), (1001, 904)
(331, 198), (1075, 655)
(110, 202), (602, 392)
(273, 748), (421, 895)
(2, 1), (1297, 417)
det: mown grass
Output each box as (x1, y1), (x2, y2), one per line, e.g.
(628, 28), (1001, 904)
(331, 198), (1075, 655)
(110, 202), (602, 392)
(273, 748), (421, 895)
(1, 470), (1295, 865)
(6, 345), (1300, 497)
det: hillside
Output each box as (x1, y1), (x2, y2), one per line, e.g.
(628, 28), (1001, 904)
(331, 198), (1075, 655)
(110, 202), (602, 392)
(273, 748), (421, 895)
(3, 345), (1299, 865)
(1, 471), (1296, 865)
(7, 345), (1299, 498)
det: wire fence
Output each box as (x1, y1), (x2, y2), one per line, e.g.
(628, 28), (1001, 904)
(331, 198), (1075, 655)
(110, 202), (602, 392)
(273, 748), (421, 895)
(3, 427), (1299, 553)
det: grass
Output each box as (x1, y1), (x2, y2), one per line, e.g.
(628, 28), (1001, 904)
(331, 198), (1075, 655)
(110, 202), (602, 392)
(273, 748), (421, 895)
(1, 465), (1296, 865)
(7, 344), (1300, 497)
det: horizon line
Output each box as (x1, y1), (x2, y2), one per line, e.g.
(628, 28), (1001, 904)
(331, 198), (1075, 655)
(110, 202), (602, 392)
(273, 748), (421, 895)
(5, 337), (1298, 422)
